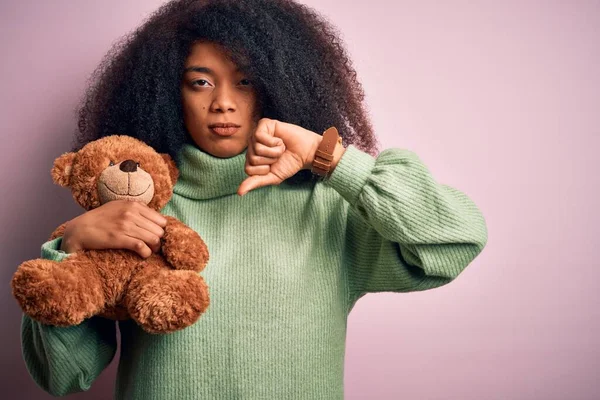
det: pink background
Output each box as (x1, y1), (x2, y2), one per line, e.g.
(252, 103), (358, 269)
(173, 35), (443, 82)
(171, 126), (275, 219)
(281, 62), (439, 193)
(1, 0), (598, 399)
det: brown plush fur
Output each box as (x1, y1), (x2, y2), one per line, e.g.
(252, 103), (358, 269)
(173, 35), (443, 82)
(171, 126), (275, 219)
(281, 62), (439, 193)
(11, 135), (210, 334)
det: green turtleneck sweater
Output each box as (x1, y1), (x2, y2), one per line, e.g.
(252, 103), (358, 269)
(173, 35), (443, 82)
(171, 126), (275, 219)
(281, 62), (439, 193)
(20, 143), (488, 399)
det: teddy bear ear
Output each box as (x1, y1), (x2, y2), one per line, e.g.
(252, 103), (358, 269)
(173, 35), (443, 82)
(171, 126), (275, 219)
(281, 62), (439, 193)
(161, 153), (179, 185)
(51, 152), (76, 187)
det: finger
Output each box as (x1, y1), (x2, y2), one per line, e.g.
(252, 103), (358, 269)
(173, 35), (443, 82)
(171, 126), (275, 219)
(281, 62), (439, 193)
(245, 163), (270, 176)
(245, 141), (262, 168)
(132, 214), (165, 238)
(135, 203), (167, 227)
(247, 134), (257, 158)
(254, 141), (285, 158)
(124, 225), (161, 253)
(238, 173), (280, 196)
(120, 235), (153, 258)
(247, 153), (278, 166)
(255, 123), (283, 147)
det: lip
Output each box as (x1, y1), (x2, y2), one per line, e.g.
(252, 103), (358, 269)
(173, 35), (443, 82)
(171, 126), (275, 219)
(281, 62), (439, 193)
(208, 122), (241, 128)
(209, 126), (240, 136)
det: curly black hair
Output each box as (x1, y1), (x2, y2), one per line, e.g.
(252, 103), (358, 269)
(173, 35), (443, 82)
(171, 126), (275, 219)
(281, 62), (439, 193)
(75, 0), (380, 184)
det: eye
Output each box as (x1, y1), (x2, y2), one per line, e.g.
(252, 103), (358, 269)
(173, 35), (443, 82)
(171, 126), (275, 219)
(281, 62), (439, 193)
(239, 79), (252, 86)
(136, 162), (140, 168)
(109, 161), (115, 166)
(192, 79), (211, 87)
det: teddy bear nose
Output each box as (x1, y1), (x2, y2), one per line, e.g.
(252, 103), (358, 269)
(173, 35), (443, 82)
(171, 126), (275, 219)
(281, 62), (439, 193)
(119, 160), (138, 173)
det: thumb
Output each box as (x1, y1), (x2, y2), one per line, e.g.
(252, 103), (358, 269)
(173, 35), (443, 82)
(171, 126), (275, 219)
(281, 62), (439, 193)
(237, 174), (280, 196)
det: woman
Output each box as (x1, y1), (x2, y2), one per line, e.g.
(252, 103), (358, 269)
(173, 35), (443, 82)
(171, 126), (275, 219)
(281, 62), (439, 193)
(20, 0), (488, 398)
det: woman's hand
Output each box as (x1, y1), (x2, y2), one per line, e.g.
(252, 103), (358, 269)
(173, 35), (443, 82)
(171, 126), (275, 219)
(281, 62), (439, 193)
(60, 200), (168, 258)
(237, 118), (321, 196)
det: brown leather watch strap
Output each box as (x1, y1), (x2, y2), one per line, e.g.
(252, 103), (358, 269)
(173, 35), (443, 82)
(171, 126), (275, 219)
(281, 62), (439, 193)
(311, 126), (342, 178)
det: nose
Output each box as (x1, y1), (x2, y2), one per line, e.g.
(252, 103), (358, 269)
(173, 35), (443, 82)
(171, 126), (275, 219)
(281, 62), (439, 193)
(210, 85), (236, 113)
(120, 160), (138, 172)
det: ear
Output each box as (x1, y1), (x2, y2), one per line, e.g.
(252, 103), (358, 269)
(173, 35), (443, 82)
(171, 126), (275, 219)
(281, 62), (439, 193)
(51, 152), (76, 187)
(161, 153), (179, 186)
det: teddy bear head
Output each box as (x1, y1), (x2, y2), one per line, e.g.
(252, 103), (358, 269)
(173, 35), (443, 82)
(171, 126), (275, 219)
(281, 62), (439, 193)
(51, 135), (178, 211)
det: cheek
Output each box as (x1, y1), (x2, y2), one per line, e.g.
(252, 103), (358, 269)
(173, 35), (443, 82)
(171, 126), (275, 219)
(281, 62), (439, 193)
(241, 93), (259, 119)
(182, 94), (208, 122)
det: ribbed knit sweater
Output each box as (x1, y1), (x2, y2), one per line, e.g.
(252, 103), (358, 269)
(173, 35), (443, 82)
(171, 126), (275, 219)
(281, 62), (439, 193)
(20, 143), (488, 399)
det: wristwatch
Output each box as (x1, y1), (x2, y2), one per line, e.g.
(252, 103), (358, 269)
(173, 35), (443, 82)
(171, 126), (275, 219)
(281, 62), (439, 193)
(311, 126), (342, 178)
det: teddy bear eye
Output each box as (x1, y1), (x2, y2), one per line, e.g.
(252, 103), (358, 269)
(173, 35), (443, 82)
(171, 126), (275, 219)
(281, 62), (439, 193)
(109, 161), (115, 166)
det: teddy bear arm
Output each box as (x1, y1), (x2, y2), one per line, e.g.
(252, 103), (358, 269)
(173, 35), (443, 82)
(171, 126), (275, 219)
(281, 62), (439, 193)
(161, 216), (209, 272)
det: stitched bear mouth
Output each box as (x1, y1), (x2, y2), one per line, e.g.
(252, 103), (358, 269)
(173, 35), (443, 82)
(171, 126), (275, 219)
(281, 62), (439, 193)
(102, 182), (151, 197)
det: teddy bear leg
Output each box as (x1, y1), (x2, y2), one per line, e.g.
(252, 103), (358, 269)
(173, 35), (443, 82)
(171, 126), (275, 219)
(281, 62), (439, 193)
(125, 261), (210, 334)
(11, 256), (106, 326)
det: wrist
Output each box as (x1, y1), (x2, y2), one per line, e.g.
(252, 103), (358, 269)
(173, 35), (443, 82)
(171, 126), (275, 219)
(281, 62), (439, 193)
(303, 131), (323, 170)
(60, 236), (81, 254)
(303, 131), (346, 174)
(61, 223), (82, 253)
(328, 140), (346, 173)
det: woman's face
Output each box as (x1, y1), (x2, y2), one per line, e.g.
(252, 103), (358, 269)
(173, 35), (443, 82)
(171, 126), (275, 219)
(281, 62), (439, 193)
(181, 41), (259, 158)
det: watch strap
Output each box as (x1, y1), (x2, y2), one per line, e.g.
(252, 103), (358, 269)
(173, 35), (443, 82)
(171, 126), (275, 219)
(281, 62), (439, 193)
(311, 126), (341, 178)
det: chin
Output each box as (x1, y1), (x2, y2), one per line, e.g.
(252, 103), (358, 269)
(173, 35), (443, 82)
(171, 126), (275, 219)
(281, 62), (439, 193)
(189, 131), (248, 158)
(206, 142), (246, 158)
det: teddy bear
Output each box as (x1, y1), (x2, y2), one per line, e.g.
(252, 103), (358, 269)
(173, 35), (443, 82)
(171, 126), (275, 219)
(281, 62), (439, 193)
(11, 135), (210, 334)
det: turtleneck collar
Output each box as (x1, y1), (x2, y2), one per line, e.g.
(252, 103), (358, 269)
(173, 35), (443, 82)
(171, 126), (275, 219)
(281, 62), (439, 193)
(173, 143), (248, 200)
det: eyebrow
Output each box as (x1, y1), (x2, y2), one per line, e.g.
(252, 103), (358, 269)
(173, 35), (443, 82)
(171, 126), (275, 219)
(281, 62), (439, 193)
(183, 66), (243, 74)
(184, 66), (213, 74)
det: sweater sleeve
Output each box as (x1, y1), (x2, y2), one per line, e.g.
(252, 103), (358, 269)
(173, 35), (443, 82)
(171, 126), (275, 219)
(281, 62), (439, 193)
(20, 237), (118, 396)
(322, 145), (488, 307)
